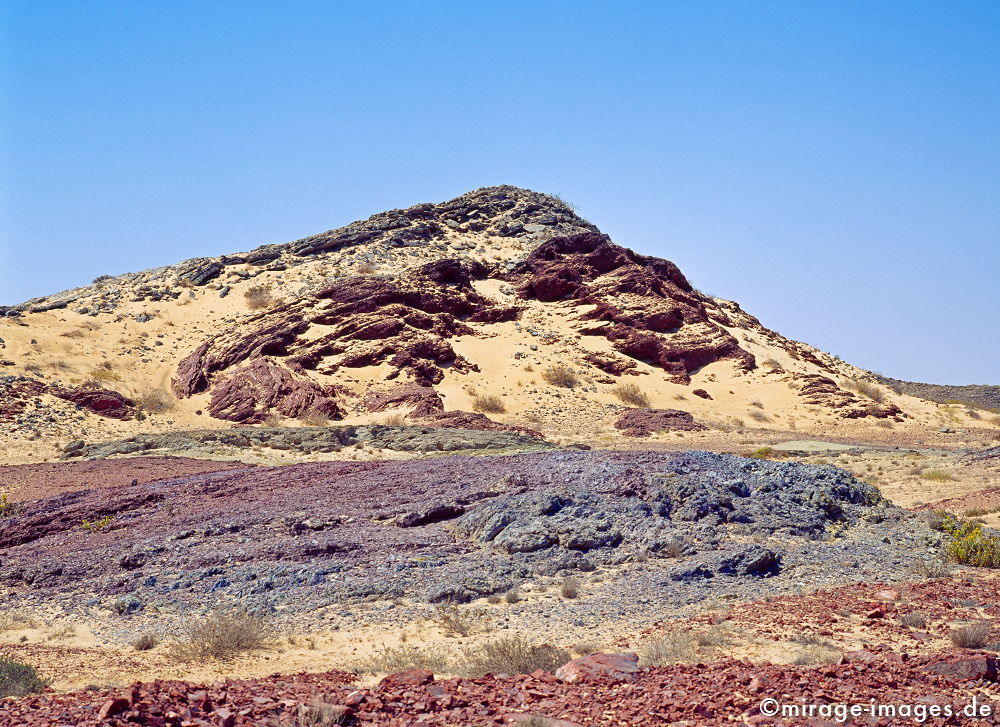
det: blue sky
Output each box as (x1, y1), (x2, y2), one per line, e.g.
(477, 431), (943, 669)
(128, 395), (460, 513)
(1, 2), (997, 384)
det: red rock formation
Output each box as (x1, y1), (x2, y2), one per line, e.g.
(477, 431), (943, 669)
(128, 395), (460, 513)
(793, 374), (904, 420)
(555, 652), (640, 683)
(50, 387), (135, 420)
(173, 260), (520, 424)
(207, 359), (343, 424)
(364, 384), (444, 418)
(506, 233), (755, 383)
(614, 408), (707, 437)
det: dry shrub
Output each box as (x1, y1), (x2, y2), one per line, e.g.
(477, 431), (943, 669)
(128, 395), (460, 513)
(559, 576), (580, 599)
(382, 413), (407, 426)
(638, 631), (699, 665)
(504, 588), (522, 604)
(0, 656), (49, 698)
(244, 285), (278, 310)
(847, 378), (886, 402)
(899, 611), (929, 629)
(293, 700), (350, 725)
(920, 470), (955, 481)
(133, 633), (159, 651)
(134, 387), (175, 413)
(167, 609), (273, 661)
(472, 394), (506, 414)
(298, 409), (331, 427)
(542, 364), (578, 388)
(455, 635), (569, 678)
(611, 382), (649, 407)
(747, 410), (771, 423)
(89, 361), (120, 382)
(950, 622), (991, 649)
(433, 604), (487, 637)
(789, 633), (842, 665)
(61, 329), (85, 338)
(356, 261), (379, 274)
(361, 643), (450, 674)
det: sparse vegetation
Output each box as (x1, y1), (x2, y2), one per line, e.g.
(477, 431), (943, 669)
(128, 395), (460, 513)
(293, 700), (350, 726)
(748, 446), (775, 460)
(81, 515), (114, 533)
(433, 604), (487, 638)
(133, 633), (159, 651)
(899, 611), (929, 629)
(133, 387), (175, 414)
(92, 275), (113, 286)
(941, 516), (1000, 568)
(356, 261), (379, 274)
(747, 410), (771, 423)
(167, 609), (273, 661)
(920, 470), (955, 481)
(949, 622), (991, 649)
(244, 284), (278, 310)
(362, 643), (451, 675)
(298, 409), (332, 427)
(610, 382), (650, 407)
(847, 378), (886, 402)
(0, 656), (49, 698)
(542, 363), (578, 388)
(456, 635), (569, 678)
(788, 633), (842, 665)
(0, 493), (24, 519)
(471, 393), (506, 414)
(89, 361), (120, 382)
(638, 631), (699, 665)
(559, 576), (580, 599)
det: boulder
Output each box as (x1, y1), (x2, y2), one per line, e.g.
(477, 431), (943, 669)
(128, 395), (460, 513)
(615, 408), (707, 437)
(555, 652), (640, 683)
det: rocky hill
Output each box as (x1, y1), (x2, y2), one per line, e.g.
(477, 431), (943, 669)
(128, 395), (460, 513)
(0, 186), (993, 463)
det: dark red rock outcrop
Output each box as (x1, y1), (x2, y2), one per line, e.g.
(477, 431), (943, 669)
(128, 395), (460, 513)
(614, 408), (707, 437)
(50, 387), (135, 419)
(555, 652), (640, 683)
(1, 376), (135, 423)
(172, 260), (520, 422)
(364, 384), (445, 418)
(793, 374), (905, 420)
(582, 352), (643, 377)
(506, 233), (755, 383)
(207, 359), (344, 423)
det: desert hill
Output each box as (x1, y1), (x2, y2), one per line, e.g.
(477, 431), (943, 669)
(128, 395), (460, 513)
(0, 186), (995, 464)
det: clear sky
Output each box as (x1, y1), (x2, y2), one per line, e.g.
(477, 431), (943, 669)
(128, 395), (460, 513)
(1, 2), (997, 384)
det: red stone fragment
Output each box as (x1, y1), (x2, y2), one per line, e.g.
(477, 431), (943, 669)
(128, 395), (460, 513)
(554, 652), (640, 684)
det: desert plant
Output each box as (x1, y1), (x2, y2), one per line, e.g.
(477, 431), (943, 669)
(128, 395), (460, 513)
(950, 622), (991, 649)
(899, 611), (929, 629)
(298, 409), (331, 427)
(504, 587), (522, 604)
(89, 361), (120, 382)
(0, 493), (24, 519)
(167, 609), (273, 661)
(542, 364), (578, 388)
(81, 515), (114, 533)
(0, 656), (48, 698)
(847, 378), (886, 402)
(244, 284), (277, 310)
(455, 634), (569, 677)
(748, 446), (775, 460)
(747, 410), (771, 423)
(133, 633), (159, 651)
(610, 382), (649, 407)
(361, 643), (450, 674)
(638, 631), (700, 665)
(294, 700), (350, 726)
(921, 470), (955, 481)
(133, 387), (175, 414)
(941, 516), (1000, 567)
(910, 557), (953, 579)
(92, 275), (113, 286)
(471, 394), (506, 414)
(559, 576), (580, 599)
(433, 604), (487, 637)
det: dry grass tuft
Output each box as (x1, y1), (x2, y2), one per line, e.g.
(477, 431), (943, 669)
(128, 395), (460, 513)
(166, 609), (273, 661)
(244, 285), (279, 310)
(950, 622), (991, 649)
(542, 364), (578, 388)
(133, 387), (175, 413)
(472, 394), (506, 414)
(610, 382), (650, 407)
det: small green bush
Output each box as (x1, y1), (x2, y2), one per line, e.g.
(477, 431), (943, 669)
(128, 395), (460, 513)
(921, 470), (955, 481)
(942, 516), (1000, 568)
(542, 364), (578, 388)
(0, 656), (48, 698)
